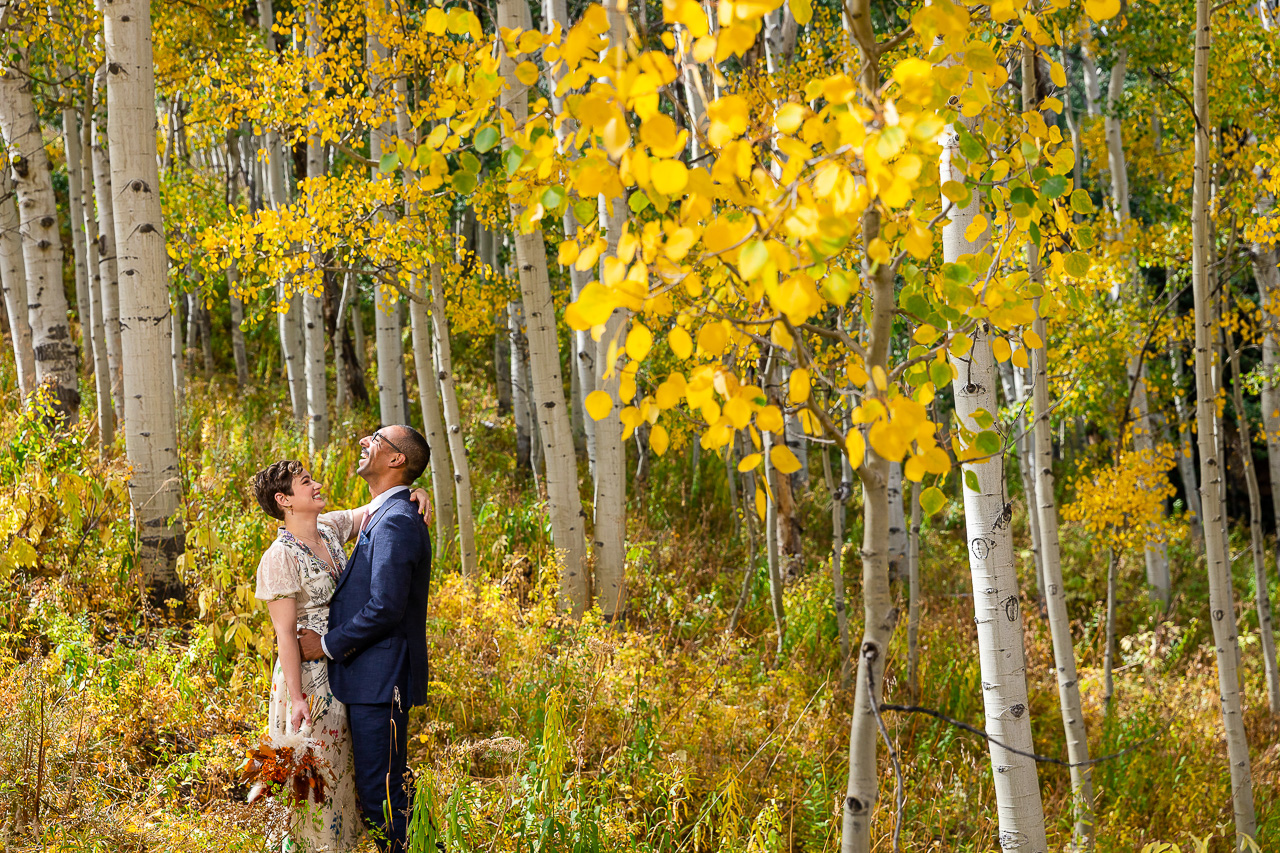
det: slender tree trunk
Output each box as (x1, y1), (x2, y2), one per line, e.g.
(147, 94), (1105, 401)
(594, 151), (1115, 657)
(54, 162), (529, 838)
(75, 85), (113, 445)
(886, 460), (907, 581)
(1001, 360), (1045, 602)
(728, 460), (757, 635)
(1192, 2), (1258, 841)
(60, 108), (96, 383)
(906, 478), (921, 700)
(1102, 546), (1117, 709)
(944, 87), (1047, 846)
(0, 51), (79, 419)
(494, 311), (511, 418)
(762, 424), (786, 659)
(225, 132), (250, 389)
(823, 448), (851, 688)
(497, 0), (587, 614)
(0, 164), (34, 398)
(301, 8), (328, 450)
(508, 300), (532, 473)
(1230, 337), (1280, 715)
(1253, 239), (1280, 543)
(1171, 337), (1204, 544)
(170, 293), (184, 410)
(409, 286), (456, 549)
(1024, 54), (1095, 829)
(104, 0), (186, 602)
(429, 263), (477, 577)
(91, 71), (123, 426)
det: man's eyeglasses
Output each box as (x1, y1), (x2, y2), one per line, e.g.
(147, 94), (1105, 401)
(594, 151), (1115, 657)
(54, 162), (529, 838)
(371, 431), (405, 456)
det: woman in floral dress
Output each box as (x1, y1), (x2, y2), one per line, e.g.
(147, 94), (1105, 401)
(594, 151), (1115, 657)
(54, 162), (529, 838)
(250, 460), (430, 852)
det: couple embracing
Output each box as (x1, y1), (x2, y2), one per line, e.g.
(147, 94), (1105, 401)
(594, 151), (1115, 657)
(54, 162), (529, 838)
(250, 425), (435, 852)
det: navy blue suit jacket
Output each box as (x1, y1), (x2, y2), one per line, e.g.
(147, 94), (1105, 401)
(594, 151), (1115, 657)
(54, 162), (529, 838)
(326, 491), (432, 707)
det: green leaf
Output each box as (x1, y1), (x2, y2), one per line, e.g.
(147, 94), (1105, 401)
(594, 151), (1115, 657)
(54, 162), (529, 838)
(628, 191), (651, 213)
(378, 151), (400, 173)
(942, 262), (973, 286)
(573, 199), (597, 224)
(1020, 140), (1040, 165)
(1070, 188), (1095, 214)
(820, 268), (853, 306)
(964, 469), (980, 493)
(929, 360), (952, 388)
(1075, 226), (1095, 249)
(958, 129), (985, 163)
(975, 430), (1002, 455)
(542, 185), (566, 209)
(1010, 186), (1036, 207)
(1064, 251), (1091, 277)
(920, 486), (948, 516)
(1041, 174), (1066, 198)
(504, 147), (524, 177)
(451, 171), (478, 193)
(459, 151), (481, 174)
(474, 125), (500, 153)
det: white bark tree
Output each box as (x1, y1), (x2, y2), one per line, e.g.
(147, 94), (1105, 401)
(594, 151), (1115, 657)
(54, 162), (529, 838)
(409, 286), (456, 549)
(302, 7), (328, 451)
(0, 50), (80, 418)
(944, 67), (1047, 848)
(91, 68), (123, 426)
(104, 0), (186, 601)
(1191, 1), (1257, 843)
(0, 167), (33, 398)
(496, 0), (587, 614)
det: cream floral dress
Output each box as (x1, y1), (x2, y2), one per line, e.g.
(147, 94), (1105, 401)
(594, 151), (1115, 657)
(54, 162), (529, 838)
(254, 509), (364, 852)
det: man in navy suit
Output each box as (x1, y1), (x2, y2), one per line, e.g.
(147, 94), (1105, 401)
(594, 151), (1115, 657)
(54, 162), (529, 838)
(299, 425), (433, 852)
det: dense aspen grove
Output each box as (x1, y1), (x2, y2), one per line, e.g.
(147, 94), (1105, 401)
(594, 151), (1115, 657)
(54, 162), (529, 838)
(2, 0), (1280, 848)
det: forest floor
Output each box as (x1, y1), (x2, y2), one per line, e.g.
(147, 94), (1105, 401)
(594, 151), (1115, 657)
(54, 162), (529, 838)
(1, 367), (1278, 852)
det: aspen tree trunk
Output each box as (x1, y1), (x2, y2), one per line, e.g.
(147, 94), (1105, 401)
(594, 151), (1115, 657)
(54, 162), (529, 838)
(906, 478), (921, 699)
(0, 167), (34, 398)
(1101, 47), (1171, 605)
(508, 300), (532, 473)
(1079, 25), (1102, 119)
(497, 0), (587, 614)
(226, 132), (250, 389)
(302, 7), (328, 451)
(494, 312), (512, 417)
(762, 424), (786, 658)
(823, 449), (851, 688)
(90, 74), (123, 425)
(588, 1), (631, 621)
(1022, 49), (1094, 845)
(63, 102), (113, 447)
(944, 88), (1047, 848)
(409, 289), (456, 548)
(429, 263), (477, 577)
(61, 107), (96, 383)
(104, 0), (186, 601)
(171, 294), (183, 409)
(1253, 235), (1280, 541)
(0, 52), (80, 419)
(543, 0), (597, 474)
(1102, 546), (1117, 708)
(1230, 338), (1280, 715)
(367, 1), (405, 427)
(1192, 1), (1258, 841)
(1001, 360), (1044, 600)
(886, 461), (907, 580)
(728, 457), (758, 634)
(1170, 337), (1204, 544)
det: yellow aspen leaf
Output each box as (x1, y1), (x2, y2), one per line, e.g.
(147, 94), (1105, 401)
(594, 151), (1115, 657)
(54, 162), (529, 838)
(570, 283), (620, 329)
(558, 240), (580, 266)
(922, 446), (951, 475)
(1011, 347), (1028, 369)
(668, 326), (693, 359)
(696, 322), (728, 356)
(724, 396), (752, 429)
(775, 103), (807, 134)
(650, 424), (670, 455)
(738, 452), (763, 472)
(755, 486), (766, 520)
(847, 363), (870, 386)
(425, 7), (448, 34)
(626, 324), (654, 360)
(991, 336), (1012, 363)
(872, 365), (888, 391)
(788, 0), (812, 24)
(1050, 61), (1067, 88)
(1084, 0), (1120, 21)
(585, 390), (614, 420)
(868, 420), (910, 462)
(770, 444), (802, 474)
(846, 428), (866, 465)
(904, 454), (926, 482)
(620, 368), (638, 402)
(1023, 329), (1044, 349)
(651, 159), (689, 195)
(788, 368), (811, 404)
(655, 379), (683, 409)
(757, 405), (784, 433)
(913, 324), (940, 345)
(892, 57), (934, 104)
(920, 486), (947, 515)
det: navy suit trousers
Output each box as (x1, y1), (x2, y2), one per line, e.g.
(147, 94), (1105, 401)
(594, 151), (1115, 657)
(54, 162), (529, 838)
(348, 701), (412, 852)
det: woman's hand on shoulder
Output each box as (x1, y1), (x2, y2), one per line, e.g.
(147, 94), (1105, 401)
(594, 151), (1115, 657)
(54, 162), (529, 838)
(409, 488), (434, 528)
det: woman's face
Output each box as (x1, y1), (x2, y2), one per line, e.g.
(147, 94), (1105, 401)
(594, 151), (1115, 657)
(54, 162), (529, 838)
(278, 469), (326, 516)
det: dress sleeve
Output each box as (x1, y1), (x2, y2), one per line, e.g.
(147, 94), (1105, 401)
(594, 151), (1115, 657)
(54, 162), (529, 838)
(254, 541), (302, 601)
(318, 509), (354, 544)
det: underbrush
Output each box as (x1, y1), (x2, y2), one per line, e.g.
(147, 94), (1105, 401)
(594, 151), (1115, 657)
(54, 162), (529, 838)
(0, 374), (1277, 851)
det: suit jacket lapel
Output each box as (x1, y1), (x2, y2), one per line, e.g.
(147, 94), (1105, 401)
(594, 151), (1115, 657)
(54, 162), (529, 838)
(334, 495), (403, 597)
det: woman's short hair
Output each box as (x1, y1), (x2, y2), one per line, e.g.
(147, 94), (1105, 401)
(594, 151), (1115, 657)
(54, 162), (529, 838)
(250, 460), (305, 520)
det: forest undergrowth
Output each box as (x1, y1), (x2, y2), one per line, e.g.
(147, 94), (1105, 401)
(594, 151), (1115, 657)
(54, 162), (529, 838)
(1, 351), (1278, 853)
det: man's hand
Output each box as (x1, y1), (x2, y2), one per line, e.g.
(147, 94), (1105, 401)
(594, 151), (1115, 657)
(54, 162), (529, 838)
(298, 628), (326, 661)
(409, 487), (434, 528)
